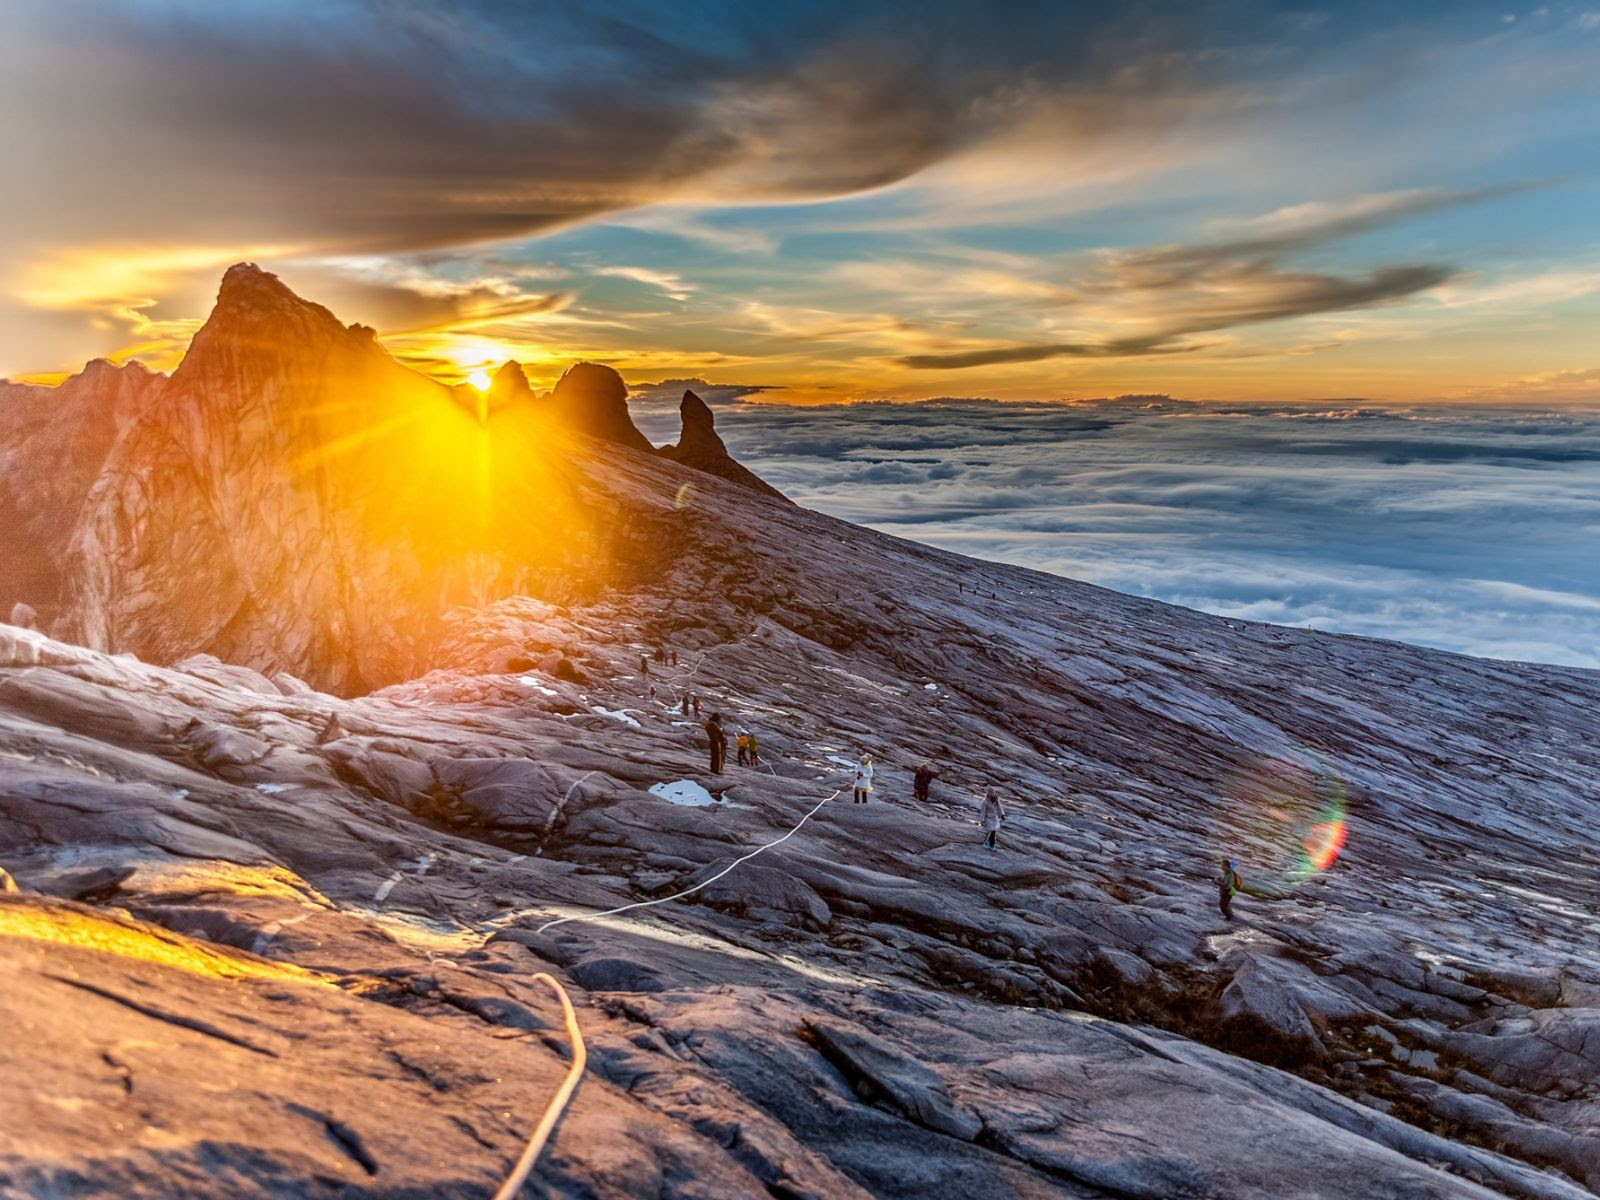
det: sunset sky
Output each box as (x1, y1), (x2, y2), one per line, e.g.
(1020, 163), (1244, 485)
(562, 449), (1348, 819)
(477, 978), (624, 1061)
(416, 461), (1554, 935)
(3, 0), (1598, 402)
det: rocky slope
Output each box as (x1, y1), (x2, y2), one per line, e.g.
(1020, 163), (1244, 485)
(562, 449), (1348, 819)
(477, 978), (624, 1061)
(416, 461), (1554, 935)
(1, 268), (1597, 1199)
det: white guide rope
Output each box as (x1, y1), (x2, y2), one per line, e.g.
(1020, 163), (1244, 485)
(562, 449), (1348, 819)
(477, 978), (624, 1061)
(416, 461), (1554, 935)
(491, 971), (587, 1200)
(491, 733), (842, 1194)
(534, 788), (841, 935)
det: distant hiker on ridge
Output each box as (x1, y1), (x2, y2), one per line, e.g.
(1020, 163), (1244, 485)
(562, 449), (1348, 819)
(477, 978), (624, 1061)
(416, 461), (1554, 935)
(692, 694), (701, 716)
(853, 753), (874, 804)
(640, 653), (649, 677)
(980, 787), (1006, 849)
(747, 729), (761, 766)
(681, 694), (691, 716)
(914, 761), (937, 803)
(706, 712), (727, 774)
(736, 729), (751, 767)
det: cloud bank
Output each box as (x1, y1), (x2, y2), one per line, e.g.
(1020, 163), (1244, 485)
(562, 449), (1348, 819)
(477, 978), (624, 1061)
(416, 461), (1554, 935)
(629, 398), (1600, 668)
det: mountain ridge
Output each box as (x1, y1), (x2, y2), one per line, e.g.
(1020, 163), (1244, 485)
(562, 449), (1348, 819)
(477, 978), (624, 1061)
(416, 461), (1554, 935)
(0, 266), (1597, 1198)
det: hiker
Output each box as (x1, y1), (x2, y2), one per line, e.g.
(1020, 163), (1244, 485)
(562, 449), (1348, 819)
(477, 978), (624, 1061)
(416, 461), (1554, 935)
(692, 694), (701, 716)
(913, 761), (936, 802)
(670, 649), (678, 667)
(640, 653), (649, 677)
(706, 712), (727, 774)
(979, 787), (1005, 849)
(1217, 857), (1265, 921)
(747, 730), (761, 766)
(681, 694), (690, 716)
(736, 729), (751, 767)
(852, 753), (874, 804)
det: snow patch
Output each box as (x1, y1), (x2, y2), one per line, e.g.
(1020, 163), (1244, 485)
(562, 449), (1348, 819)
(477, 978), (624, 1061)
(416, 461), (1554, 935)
(254, 783), (292, 795)
(650, 780), (716, 807)
(591, 705), (642, 727)
(517, 675), (559, 696)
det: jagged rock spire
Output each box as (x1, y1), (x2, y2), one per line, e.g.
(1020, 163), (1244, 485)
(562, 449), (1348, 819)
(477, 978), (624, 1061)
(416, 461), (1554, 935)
(658, 389), (786, 499)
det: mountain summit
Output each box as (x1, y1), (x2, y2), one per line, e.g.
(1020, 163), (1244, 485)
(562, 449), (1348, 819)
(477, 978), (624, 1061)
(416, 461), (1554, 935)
(3, 266), (782, 692)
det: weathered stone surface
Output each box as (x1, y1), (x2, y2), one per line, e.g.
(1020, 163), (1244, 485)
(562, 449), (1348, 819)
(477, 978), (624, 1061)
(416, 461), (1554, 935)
(1, 265), (1598, 1197)
(550, 361), (653, 452)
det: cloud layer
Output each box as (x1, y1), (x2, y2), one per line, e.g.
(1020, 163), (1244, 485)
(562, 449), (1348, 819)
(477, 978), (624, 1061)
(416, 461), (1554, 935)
(630, 396), (1600, 668)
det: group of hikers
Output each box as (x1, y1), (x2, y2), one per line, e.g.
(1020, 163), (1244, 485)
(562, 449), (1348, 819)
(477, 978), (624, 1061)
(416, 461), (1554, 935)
(700, 711), (764, 774)
(661, 639), (1263, 923)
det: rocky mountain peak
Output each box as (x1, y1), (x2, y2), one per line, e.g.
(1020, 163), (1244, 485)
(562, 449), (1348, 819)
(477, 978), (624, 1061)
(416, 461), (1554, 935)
(658, 389), (786, 499)
(175, 264), (353, 381)
(488, 360), (536, 407)
(677, 388), (725, 456)
(549, 361), (653, 452)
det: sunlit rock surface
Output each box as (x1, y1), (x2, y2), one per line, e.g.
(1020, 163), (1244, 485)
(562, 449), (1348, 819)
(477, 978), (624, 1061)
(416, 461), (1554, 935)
(31, 267), (761, 694)
(1, 268), (1598, 1198)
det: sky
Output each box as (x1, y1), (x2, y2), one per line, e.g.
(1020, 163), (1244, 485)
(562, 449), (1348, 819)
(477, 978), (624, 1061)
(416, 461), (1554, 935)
(630, 393), (1600, 667)
(2, 0), (1599, 402)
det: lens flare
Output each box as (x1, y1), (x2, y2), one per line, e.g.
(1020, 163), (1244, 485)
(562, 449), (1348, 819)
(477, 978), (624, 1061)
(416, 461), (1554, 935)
(1212, 749), (1348, 894)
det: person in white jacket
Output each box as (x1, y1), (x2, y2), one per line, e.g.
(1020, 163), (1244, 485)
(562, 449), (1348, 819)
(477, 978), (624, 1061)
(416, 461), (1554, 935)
(852, 753), (874, 804)
(979, 787), (1006, 849)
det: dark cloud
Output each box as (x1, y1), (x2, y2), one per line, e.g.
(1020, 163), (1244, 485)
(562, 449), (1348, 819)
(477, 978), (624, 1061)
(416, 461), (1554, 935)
(271, 269), (572, 333)
(900, 262), (1456, 369)
(901, 335), (1184, 369)
(0, 1), (1244, 256)
(628, 378), (776, 406)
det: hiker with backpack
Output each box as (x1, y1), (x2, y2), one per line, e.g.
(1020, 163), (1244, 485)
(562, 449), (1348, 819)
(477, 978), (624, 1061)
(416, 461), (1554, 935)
(706, 712), (727, 774)
(979, 787), (1005, 849)
(736, 730), (751, 767)
(747, 730), (761, 767)
(1217, 857), (1269, 920)
(852, 753), (874, 803)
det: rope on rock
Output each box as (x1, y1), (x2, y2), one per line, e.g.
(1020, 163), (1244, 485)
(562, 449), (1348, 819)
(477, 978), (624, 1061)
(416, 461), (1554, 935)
(533, 788), (841, 935)
(491, 971), (587, 1200)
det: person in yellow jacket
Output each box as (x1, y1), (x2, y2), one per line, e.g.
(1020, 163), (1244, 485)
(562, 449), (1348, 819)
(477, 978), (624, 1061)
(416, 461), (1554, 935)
(736, 730), (751, 767)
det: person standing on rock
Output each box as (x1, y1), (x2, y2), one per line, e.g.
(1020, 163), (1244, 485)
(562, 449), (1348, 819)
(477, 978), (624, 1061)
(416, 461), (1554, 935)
(681, 693), (691, 716)
(640, 653), (649, 678)
(914, 761), (936, 802)
(747, 730), (761, 767)
(980, 787), (1006, 849)
(706, 712), (727, 774)
(1216, 858), (1265, 920)
(692, 694), (701, 716)
(852, 753), (874, 803)
(736, 729), (751, 767)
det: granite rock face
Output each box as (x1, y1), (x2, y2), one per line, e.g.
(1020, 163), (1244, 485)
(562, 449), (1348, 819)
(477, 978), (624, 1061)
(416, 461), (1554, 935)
(1, 437), (1597, 1195)
(21, 267), (774, 694)
(0, 358), (162, 630)
(0, 269), (1597, 1198)
(549, 361), (654, 453)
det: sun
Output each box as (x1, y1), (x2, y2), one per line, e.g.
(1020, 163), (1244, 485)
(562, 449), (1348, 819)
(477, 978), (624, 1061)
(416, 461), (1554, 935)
(467, 369), (493, 392)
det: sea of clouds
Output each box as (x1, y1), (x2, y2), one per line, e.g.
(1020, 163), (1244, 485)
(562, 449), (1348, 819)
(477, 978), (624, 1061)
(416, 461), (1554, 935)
(631, 392), (1600, 669)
